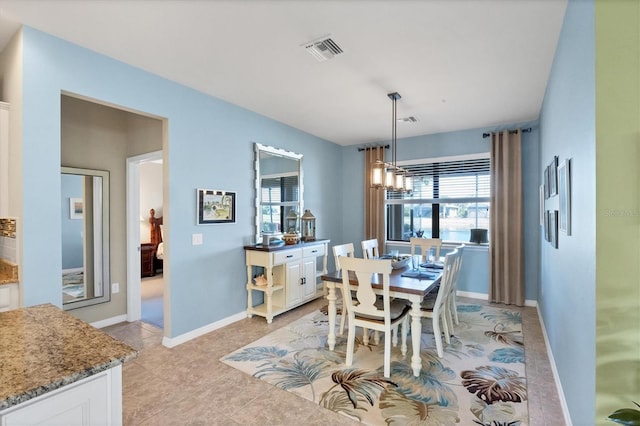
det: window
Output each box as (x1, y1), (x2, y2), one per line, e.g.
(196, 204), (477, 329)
(386, 154), (490, 243)
(260, 173), (298, 233)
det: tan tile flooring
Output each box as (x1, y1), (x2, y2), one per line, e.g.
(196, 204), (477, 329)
(103, 296), (566, 425)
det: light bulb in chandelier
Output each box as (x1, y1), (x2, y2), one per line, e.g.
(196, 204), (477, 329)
(404, 175), (413, 193)
(395, 173), (404, 192)
(372, 163), (383, 187)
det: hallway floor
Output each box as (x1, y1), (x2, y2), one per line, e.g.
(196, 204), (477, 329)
(141, 275), (163, 329)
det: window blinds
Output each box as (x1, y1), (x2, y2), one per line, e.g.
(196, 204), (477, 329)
(387, 157), (490, 202)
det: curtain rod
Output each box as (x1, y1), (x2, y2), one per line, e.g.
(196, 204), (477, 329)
(482, 127), (532, 138)
(357, 144), (390, 152)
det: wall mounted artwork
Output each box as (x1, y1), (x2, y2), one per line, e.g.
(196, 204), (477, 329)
(70, 197), (83, 219)
(558, 158), (571, 235)
(197, 189), (236, 224)
(547, 155), (558, 197)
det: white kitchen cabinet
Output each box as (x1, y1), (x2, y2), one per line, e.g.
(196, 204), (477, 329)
(244, 239), (329, 323)
(0, 365), (122, 426)
(0, 283), (18, 312)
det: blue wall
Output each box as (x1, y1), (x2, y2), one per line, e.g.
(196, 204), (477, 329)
(339, 124), (540, 301)
(539, 0), (596, 423)
(19, 27), (343, 336)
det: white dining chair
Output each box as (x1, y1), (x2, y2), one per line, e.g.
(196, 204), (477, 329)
(361, 238), (380, 259)
(447, 244), (465, 327)
(418, 247), (460, 358)
(331, 243), (355, 336)
(339, 256), (410, 378)
(410, 237), (443, 263)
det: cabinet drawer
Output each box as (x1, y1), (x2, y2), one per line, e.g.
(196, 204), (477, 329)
(273, 249), (302, 264)
(303, 245), (325, 258)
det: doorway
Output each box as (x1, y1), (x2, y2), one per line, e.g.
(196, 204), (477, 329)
(126, 151), (164, 329)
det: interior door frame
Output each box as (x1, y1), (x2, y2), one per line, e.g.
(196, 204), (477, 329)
(126, 150), (162, 323)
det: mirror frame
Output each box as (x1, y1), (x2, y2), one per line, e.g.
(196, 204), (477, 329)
(254, 143), (303, 244)
(61, 166), (111, 310)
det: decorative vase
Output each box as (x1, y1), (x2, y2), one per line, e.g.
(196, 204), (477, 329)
(283, 232), (299, 245)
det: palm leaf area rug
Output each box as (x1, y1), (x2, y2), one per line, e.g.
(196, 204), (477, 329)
(221, 304), (527, 425)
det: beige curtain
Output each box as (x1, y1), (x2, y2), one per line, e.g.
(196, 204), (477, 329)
(364, 146), (386, 251)
(489, 130), (525, 306)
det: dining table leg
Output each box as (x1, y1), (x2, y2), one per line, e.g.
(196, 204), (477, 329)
(325, 281), (337, 351)
(409, 294), (423, 377)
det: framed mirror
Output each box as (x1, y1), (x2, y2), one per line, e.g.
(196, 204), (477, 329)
(61, 166), (110, 309)
(254, 143), (303, 244)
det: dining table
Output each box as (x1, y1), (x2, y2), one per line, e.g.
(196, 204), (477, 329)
(321, 263), (442, 377)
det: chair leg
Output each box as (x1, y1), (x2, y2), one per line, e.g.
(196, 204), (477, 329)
(337, 288), (346, 336)
(363, 327), (370, 346)
(433, 317), (444, 358)
(339, 308), (347, 336)
(374, 330), (381, 345)
(345, 321), (355, 367)
(442, 310), (451, 345)
(384, 329), (391, 378)
(451, 296), (459, 325)
(400, 317), (408, 356)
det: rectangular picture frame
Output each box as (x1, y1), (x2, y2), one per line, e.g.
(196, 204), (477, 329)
(549, 209), (558, 249)
(548, 155), (558, 197)
(544, 210), (550, 242)
(539, 184), (544, 226)
(197, 189), (236, 224)
(70, 197), (83, 219)
(544, 165), (550, 199)
(558, 158), (571, 235)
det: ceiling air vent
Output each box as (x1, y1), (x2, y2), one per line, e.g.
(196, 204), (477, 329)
(398, 116), (418, 123)
(303, 36), (344, 62)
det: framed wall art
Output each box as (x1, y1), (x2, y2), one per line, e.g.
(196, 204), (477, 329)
(539, 184), (544, 226)
(197, 189), (236, 224)
(544, 210), (550, 242)
(548, 156), (558, 197)
(70, 197), (83, 219)
(544, 165), (550, 199)
(549, 209), (558, 249)
(558, 158), (571, 235)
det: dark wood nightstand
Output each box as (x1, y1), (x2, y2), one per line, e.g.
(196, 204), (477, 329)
(141, 243), (156, 277)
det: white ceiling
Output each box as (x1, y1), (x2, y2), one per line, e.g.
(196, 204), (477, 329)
(0, 0), (567, 146)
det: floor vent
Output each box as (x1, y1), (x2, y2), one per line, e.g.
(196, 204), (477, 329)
(303, 36), (344, 62)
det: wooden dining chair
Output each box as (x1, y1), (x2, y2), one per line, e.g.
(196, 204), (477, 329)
(331, 243), (355, 336)
(361, 239), (380, 259)
(338, 256), (410, 378)
(410, 237), (443, 263)
(418, 247), (459, 358)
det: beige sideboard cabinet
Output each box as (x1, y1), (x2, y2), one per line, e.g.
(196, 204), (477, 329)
(244, 239), (329, 323)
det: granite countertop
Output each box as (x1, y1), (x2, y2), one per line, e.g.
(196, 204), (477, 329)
(0, 303), (137, 410)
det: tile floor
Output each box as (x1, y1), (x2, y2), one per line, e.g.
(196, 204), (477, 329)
(103, 296), (566, 425)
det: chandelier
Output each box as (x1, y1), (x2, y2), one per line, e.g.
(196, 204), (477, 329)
(371, 92), (412, 193)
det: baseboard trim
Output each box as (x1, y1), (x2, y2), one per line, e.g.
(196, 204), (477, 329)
(91, 314), (128, 329)
(162, 311), (247, 348)
(456, 291), (537, 308)
(457, 290), (488, 300)
(536, 307), (572, 425)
